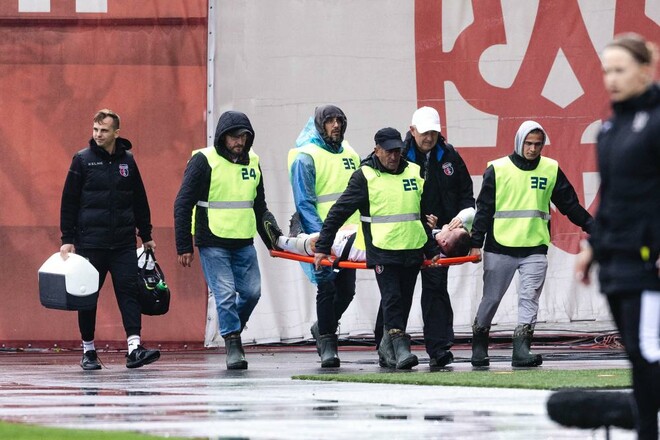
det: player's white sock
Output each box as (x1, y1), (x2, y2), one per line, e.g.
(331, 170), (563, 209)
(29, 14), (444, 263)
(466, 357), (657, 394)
(279, 235), (314, 256)
(303, 236), (314, 256)
(82, 340), (95, 353)
(127, 335), (141, 355)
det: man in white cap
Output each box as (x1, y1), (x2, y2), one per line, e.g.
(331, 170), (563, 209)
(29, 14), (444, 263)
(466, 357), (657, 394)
(373, 106), (475, 369)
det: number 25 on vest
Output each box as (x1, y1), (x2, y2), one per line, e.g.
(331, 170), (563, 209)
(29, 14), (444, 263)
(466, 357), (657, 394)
(403, 178), (418, 191)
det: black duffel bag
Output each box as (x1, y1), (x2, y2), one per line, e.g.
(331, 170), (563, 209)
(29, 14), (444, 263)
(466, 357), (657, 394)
(137, 248), (170, 316)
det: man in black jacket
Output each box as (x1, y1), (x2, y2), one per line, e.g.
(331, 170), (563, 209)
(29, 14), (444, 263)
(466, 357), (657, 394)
(60, 109), (160, 371)
(315, 127), (438, 370)
(407, 106), (475, 368)
(470, 120), (593, 368)
(174, 111), (281, 370)
(373, 107), (475, 369)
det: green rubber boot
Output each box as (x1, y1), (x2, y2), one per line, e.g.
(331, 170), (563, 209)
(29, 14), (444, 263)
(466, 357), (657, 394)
(390, 330), (418, 370)
(511, 324), (542, 367)
(471, 319), (491, 367)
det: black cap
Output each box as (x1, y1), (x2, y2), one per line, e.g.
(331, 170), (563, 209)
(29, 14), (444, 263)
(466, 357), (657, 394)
(374, 127), (404, 151)
(228, 127), (252, 137)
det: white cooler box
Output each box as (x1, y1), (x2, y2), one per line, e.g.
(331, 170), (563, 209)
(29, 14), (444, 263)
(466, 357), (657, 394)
(38, 253), (99, 311)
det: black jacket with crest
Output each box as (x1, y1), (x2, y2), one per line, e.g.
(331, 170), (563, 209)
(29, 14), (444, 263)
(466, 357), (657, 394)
(592, 83), (660, 294)
(60, 137), (152, 249)
(403, 132), (475, 229)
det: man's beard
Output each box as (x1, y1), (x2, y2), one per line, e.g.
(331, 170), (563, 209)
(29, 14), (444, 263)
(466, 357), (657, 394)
(323, 132), (342, 149)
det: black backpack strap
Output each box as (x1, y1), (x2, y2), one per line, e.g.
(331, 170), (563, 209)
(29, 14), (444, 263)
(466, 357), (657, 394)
(138, 249), (152, 269)
(332, 232), (356, 272)
(138, 248), (158, 274)
(146, 249), (165, 281)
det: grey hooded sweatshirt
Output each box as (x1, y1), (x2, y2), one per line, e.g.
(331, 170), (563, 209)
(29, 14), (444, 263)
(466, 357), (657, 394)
(470, 120), (592, 257)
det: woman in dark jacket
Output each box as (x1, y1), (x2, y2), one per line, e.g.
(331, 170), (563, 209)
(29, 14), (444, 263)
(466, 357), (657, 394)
(576, 33), (660, 440)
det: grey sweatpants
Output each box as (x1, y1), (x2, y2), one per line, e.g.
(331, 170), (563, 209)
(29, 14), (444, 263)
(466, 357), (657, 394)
(475, 252), (548, 328)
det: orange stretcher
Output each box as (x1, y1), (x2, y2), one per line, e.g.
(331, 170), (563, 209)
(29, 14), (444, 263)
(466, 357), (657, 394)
(269, 250), (479, 269)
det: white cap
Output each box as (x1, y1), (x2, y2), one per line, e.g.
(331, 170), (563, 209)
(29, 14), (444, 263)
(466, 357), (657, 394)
(411, 106), (441, 133)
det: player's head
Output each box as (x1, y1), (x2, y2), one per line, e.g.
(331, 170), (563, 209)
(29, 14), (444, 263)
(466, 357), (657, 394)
(435, 225), (470, 257)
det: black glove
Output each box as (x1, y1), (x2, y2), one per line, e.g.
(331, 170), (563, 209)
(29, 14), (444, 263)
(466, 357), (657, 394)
(262, 211), (283, 250)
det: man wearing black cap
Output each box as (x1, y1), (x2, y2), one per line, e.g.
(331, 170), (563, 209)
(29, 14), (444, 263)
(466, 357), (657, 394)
(174, 110), (282, 370)
(288, 105), (360, 367)
(314, 128), (433, 370)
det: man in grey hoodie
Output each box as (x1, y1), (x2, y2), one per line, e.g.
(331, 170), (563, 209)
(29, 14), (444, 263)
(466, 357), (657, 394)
(468, 121), (593, 367)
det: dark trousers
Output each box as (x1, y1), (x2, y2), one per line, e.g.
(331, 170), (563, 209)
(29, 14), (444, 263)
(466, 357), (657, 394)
(374, 267), (451, 355)
(608, 292), (660, 440)
(77, 247), (142, 341)
(374, 264), (419, 333)
(315, 267), (356, 335)
(420, 266), (454, 356)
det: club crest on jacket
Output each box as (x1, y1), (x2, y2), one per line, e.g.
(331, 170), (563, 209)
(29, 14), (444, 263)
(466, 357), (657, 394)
(119, 164), (129, 177)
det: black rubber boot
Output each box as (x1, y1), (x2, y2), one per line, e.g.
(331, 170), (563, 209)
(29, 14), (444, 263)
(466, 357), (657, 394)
(511, 324), (542, 367)
(390, 330), (418, 370)
(310, 321), (321, 356)
(318, 334), (340, 368)
(471, 319), (491, 367)
(377, 327), (396, 368)
(224, 333), (248, 370)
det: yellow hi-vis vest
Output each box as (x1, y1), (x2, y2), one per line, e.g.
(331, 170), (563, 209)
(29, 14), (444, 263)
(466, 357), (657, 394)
(490, 156), (558, 247)
(287, 142), (360, 225)
(360, 163), (427, 250)
(193, 147), (260, 239)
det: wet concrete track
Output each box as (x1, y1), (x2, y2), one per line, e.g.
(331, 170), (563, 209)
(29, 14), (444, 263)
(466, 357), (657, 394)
(0, 347), (636, 439)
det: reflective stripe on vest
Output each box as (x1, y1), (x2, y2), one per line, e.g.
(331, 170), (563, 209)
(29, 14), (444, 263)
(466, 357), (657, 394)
(361, 163), (427, 250)
(196, 201), (255, 209)
(493, 209), (551, 221)
(288, 142), (360, 225)
(490, 156), (558, 247)
(196, 147), (260, 239)
(360, 213), (420, 223)
(317, 192), (343, 204)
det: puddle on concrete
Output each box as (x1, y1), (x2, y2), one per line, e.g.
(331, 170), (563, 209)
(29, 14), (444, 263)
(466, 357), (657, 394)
(0, 350), (637, 440)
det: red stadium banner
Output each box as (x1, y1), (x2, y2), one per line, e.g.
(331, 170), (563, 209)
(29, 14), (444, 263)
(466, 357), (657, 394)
(0, 0), (208, 346)
(2, 1), (658, 346)
(414, 0), (660, 254)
